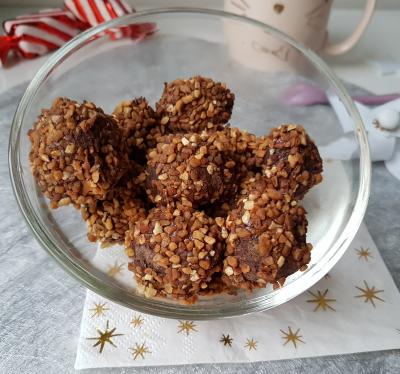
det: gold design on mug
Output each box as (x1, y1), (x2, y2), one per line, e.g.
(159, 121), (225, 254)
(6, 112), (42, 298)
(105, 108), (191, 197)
(231, 0), (251, 14)
(251, 40), (290, 62)
(273, 3), (285, 14)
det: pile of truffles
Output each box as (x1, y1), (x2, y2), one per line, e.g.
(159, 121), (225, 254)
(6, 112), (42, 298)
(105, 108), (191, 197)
(28, 76), (323, 303)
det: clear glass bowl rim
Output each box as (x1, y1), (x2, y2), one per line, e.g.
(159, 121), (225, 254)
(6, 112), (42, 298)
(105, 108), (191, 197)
(8, 7), (371, 320)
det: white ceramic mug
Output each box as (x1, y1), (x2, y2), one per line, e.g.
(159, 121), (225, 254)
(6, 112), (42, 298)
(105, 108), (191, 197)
(224, 0), (376, 71)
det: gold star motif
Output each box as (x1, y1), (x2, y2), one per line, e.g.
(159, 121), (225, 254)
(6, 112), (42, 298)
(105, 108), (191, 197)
(356, 247), (373, 261)
(131, 314), (144, 328)
(89, 302), (109, 318)
(244, 338), (257, 351)
(177, 320), (197, 336)
(355, 281), (384, 307)
(220, 334), (233, 347)
(281, 327), (305, 348)
(307, 289), (336, 312)
(130, 342), (151, 360)
(86, 320), (123, 353)
(107, 261), (124, 278)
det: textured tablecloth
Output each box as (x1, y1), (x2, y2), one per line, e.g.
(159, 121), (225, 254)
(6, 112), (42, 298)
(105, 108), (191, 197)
(1, 83), (399, 374)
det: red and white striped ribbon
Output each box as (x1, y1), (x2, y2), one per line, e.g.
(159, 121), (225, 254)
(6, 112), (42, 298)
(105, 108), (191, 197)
(1, 8), (88, 65)
(65, 0), (135, 39)
(65, 0), (133, 25)
(0, 1), (156, 67)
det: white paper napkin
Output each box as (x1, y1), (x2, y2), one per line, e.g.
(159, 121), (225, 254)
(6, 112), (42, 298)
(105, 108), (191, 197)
(75, 223), (400, 369)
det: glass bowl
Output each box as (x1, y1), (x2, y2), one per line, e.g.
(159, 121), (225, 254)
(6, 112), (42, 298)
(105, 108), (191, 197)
(9, 8), (370, 319)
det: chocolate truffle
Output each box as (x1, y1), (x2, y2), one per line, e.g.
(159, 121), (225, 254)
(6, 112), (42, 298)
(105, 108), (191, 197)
(125, 204), (224, 302)
(144, 132), (236, 207)
(113, 97), (162, 157)
(156, 76), (234, 133)
(222, 173), (312, 290)
(82, 164), (147, 246)
(28, 97), (129, 208)
(253, 124), (323, 200)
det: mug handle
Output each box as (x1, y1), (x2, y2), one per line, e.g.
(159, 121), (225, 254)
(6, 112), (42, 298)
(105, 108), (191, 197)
(324, 0), (376, 55)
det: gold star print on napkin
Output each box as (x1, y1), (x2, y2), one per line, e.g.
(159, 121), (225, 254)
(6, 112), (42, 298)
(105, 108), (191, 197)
(75, 224), (400, 369)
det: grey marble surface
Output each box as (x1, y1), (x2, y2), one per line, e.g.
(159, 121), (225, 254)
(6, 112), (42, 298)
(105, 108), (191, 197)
(0, 83), (399, 374)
